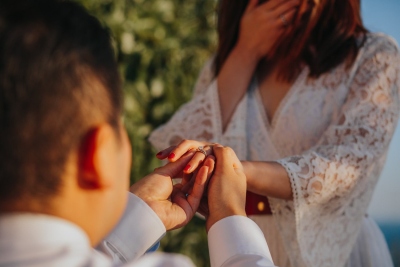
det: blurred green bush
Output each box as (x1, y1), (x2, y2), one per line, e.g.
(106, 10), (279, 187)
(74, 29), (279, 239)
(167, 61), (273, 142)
(77, 0), (217, 266)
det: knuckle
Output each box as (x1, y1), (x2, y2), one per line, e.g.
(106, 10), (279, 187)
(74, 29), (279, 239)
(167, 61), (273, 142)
(214, 146), (223, 153)
(181, 139), (190, 145)
(153, 166), (162, 172)
(224, 146), (234, 154)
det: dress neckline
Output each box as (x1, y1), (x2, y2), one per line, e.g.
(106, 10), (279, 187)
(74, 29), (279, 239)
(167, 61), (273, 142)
(254, 67), (308, 133)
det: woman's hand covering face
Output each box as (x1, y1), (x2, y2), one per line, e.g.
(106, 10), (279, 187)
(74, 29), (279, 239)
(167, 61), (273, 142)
(236, 0), (300, 60)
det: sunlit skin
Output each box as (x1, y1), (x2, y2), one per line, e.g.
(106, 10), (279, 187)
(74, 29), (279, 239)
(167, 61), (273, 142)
(155, 0), (323, 201)
(3, 118), (222, 246)
(2, 118), (218, 246)
(57, 113), (248, 239)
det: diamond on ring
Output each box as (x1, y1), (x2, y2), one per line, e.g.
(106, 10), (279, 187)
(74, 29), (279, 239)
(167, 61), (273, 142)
(196, 146), (207, 157)
(280, 14), (288, 27)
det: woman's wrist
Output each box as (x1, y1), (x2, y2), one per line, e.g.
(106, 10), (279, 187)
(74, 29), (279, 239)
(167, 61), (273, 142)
(231, 43), (260, 67)
(241, 160), (293, 200)
(241, 160), (262, 194)
(241, 160), (252, 184)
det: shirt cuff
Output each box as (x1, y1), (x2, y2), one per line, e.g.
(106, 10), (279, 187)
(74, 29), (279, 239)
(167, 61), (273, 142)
(208, 215), (273, 267)
(100, 192), (166, 263)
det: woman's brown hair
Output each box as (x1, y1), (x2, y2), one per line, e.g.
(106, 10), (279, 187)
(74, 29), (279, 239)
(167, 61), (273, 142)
(214, 0), (368, 81)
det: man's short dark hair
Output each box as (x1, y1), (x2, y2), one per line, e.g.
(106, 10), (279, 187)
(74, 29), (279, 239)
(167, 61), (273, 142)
(0, 0), (122, 206)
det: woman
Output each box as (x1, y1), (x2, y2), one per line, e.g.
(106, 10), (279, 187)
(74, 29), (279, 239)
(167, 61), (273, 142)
(149, 0), (399, 266)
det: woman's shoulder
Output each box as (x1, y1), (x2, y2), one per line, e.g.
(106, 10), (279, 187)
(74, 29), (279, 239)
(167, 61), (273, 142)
(200, 55), (216, 74)
(360, 32), (399, 58)
(192, 55), (216, 96)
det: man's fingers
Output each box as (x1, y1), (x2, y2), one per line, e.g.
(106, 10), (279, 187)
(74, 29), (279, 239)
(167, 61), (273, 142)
(181, 172), (192, 186)
(171, 165), (208, 226)
(188, 166), (209, 206)
(212, 145), (242, 171)
(197, 197), (210, 218)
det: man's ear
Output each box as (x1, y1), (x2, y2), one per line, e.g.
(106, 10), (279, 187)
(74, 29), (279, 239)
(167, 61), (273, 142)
(78, 124), (117, 190)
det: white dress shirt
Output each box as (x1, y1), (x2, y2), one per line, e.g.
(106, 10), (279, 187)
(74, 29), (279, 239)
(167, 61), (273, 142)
(0, 193), (275, 267)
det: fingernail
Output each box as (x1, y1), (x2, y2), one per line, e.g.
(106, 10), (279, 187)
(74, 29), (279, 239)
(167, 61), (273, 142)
(168, 153), (175, 159)
(184, 165), (191, 172)
(156, 151), (163, 157)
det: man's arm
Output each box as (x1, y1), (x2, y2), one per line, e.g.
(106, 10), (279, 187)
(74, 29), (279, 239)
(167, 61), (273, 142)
(97, 193), (165, 263)
(98, 152), (214, 263)
(208, 216), (274, 267)
(98, 146), (276, 267)
(206, 145), (276, 267)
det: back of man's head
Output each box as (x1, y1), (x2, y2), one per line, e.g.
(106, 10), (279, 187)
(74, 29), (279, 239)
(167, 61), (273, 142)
(0, 0), (122, 209)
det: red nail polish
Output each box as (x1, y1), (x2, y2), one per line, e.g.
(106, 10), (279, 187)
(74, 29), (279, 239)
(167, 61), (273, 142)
(184, 165), (191, 172)
(156, 151), (163, 157)
(168, 153), (175, 159)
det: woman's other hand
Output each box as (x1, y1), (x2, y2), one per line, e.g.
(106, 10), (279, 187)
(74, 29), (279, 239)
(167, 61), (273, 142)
(237, 0), (300, 61)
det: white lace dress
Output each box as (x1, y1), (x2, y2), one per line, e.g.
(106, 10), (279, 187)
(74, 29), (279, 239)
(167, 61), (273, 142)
(149, 33), (399, 267)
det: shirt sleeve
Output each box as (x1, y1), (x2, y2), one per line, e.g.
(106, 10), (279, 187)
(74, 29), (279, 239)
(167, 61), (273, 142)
(97, 193), (166, 264)
(208, 216), (275, 267)
(123, 252), (195, 267)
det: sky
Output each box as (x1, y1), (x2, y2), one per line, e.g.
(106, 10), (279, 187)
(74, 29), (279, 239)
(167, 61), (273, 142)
(362, 0), (400, 222)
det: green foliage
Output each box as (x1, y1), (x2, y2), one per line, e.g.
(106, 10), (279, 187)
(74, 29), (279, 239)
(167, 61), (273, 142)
(76, 0), (217, 266)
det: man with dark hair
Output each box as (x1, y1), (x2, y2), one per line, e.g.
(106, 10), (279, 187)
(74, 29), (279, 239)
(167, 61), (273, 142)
(0, 1), (275, 266)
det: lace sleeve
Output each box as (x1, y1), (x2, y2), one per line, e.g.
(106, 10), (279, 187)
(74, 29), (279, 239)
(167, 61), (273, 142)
(148, 57), (221, 150)
(276, 35), (400, 266)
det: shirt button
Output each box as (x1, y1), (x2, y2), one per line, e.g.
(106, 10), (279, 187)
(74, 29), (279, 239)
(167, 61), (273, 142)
(257, 201), (265, 211)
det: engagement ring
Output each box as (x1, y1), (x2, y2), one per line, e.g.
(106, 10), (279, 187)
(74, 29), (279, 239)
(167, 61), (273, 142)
(196, 146), (207, 157)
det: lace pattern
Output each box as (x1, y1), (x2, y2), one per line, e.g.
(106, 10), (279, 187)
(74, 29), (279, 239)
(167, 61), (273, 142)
(148, 33), (400, 267)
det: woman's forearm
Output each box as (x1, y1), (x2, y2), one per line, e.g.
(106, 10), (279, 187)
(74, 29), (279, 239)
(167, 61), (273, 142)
(217, 45), (258, 131)
(242, 161), (293, 200)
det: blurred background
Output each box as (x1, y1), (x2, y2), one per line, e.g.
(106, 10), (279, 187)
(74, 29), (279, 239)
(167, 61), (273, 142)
(77, 0), (399, 266)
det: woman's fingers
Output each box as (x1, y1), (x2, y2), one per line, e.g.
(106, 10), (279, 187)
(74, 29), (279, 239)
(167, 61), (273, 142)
(183, 153), (204, 174)
(261, 0), (299, 13)
(181, 172), (192, 187)
(164, 140), (206, 162)
(259, 0), (287, 11)
(245, 0), (259, 14)
(156, 145), (177, 159)
(202, 155), (216, 196)
(272, 0), (300, 19)
(277, 8), (297, 28)
(182, 155), (215, 187)
(155, 141), (200, 161)
(183, 146), (213, 173)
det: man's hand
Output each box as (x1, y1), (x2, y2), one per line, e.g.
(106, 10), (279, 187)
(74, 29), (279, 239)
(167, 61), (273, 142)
(130, 152), (215, 230)
(206, 145), (247, 232)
